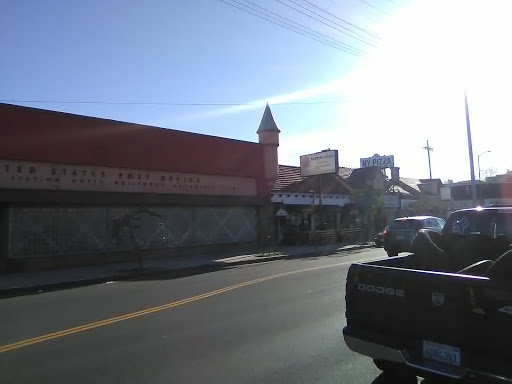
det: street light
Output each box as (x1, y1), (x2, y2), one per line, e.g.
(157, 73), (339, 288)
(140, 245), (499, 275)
(478, 150), (492, 181)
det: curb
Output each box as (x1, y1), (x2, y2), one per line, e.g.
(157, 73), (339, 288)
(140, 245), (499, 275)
(0, 243), (375, 298)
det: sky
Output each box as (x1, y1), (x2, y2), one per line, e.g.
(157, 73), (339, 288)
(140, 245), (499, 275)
(1, 0), (511, 183)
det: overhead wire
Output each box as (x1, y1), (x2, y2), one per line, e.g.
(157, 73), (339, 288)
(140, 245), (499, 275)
(218, 0), (360, 55)
(299, 0), (381, 40)
(358, 0), (391, 16)
(235, 0), (363, 54)
(1, 100), (344, 106)
(275, 0), (378, 47)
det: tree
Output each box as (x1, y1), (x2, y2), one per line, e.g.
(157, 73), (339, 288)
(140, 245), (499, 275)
(111, 207), (164, 269)
(370, 197), (387, 231)
(482, 167), (498, 180)
(351, 185), (386, 241)
(404, 196), (430, 216)
(444, 179), (454, 184)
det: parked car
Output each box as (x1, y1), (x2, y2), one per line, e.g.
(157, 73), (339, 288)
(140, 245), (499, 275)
(384, 216), (445, 257)
(374, 225), (388, 247)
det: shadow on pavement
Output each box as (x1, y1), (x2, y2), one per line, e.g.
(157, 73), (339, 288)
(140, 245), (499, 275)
(0, 264), (230, 299)
(370, 372), (416, 384)
(0, 245), (374, 299)
(301, 247), (380, 261)
(371, 372), (457, 384)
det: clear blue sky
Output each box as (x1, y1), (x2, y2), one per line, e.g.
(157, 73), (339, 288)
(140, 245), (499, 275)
(1, 0), (510, 182)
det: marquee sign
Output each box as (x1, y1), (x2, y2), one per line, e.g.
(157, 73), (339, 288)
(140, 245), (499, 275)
(0, 160), (257, 197)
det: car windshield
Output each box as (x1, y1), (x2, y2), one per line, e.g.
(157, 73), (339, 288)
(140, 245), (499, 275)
(389, 219), (422, 231)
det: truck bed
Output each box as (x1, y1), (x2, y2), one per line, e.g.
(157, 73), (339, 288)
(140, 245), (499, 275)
(344, 254), (512, 382)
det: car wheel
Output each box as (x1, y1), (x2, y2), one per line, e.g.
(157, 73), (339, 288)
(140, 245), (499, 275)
(373, 359), (416, 381)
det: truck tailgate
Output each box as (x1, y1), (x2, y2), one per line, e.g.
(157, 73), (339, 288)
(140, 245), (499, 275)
(345, 262), (512, 377)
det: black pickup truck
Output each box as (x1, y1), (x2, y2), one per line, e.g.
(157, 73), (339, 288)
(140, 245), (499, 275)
(343, 207), (512, 383)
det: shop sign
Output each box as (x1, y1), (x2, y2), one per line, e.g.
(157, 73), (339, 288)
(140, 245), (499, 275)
(360, 154), (394, 168)
(0, 159), (257, 197)
(300, 150), (339, 176)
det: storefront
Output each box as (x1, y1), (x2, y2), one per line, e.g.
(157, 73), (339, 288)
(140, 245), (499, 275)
(271, 168), (353, 244)
(0, 103), (279, 271)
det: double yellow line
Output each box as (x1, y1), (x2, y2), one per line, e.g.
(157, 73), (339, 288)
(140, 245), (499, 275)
(0, 257), (381, 353)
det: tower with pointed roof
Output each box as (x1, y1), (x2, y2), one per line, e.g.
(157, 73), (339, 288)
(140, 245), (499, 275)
(257, 104), (280, 192)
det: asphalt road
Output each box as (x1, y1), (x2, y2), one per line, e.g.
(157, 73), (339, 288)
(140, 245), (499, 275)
(0, 248), (432, 384)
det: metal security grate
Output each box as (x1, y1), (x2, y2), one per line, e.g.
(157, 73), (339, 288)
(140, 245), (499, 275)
(9, 205), (257, 258)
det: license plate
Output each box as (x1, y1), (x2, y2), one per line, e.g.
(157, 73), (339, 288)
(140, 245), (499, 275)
(423, 340), (461, 366)
(395, 235), (405, 240)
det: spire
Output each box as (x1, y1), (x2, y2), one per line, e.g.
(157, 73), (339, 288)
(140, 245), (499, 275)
(256, 103), (280, 133)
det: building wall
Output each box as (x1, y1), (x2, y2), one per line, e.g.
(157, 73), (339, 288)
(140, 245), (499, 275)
(0, 103), (268, 196)
(0, 104), (273, 271)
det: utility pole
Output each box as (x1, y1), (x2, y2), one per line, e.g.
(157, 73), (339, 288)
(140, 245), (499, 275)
(465, 92), (477, 206)
(423, 140), (433, 179)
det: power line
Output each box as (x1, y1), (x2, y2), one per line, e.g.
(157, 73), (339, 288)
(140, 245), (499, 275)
(300, 0), (381, 40)
(220, 0), (359, 55)
(275, 0), (378, 47)
(358, 0), (391, 16)
(285, 0), (377, 43)
(237, 0), (362, 54)
(219, 0), (359, 55)
(1, 99), (344, 106)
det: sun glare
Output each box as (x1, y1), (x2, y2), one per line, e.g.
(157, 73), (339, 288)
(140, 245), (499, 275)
(325, 0), (512, 179)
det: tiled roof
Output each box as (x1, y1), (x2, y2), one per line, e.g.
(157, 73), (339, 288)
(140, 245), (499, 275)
(276, 164), (425, 198)
(448, 180), (473, 186)
(274, 164), (352, 194)
(273, 165), (305, 191)
(388, 184), (415, 196)
(386, 177), (421, 197)
(280, 173), (352, 195)
(338, 167), (354, 179)
(400, 177), (421, 192)
(347, 167), (384, 189)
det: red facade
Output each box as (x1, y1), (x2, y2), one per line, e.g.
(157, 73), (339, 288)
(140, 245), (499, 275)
(0, 103), (268, 196)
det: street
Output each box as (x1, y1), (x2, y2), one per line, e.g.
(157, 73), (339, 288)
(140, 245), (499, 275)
(0, 248), (425, 384)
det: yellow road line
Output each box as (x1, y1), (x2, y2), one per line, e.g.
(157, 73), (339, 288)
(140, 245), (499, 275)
(0, 256), (383, 353)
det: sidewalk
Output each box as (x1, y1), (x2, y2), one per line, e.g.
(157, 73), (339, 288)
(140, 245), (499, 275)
(0, 242), (374, 296)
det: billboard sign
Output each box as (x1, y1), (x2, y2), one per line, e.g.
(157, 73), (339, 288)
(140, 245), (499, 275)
(360, 154), (394, 168)
(300, 150), (339, 177)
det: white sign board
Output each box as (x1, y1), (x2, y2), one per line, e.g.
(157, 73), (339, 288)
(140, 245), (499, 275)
(440, 187), (452, 201)
(300, 150), (339, 177)
(0, 159), (257, 197)
(360, 155), (395, 168)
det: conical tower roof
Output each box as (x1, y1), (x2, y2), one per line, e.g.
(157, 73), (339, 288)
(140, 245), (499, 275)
(256, 103), (280, 133)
